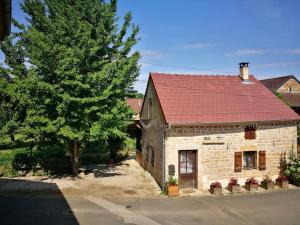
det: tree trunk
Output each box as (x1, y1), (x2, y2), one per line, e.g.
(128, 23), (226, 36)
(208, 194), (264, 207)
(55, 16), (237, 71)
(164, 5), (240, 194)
(10, 134), (15, 142)
(70, 141), (80, 176)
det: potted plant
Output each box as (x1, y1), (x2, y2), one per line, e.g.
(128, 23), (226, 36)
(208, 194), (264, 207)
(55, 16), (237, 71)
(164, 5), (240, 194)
(228, 178), (240, 194)
(261, 175), (275, 191)
(167, 176), (179, 197)
(276, 175), (289, 189)
(210, 181), (222, 195)
(245, 177), (259, 192)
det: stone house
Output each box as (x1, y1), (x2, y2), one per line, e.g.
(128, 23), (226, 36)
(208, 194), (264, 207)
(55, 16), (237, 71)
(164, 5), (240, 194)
(261, 75), (300, 115)
(139, 63), (300, 190)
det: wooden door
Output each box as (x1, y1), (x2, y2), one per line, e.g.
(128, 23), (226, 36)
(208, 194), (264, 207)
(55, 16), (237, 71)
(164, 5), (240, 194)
(179, 150), (197, 189)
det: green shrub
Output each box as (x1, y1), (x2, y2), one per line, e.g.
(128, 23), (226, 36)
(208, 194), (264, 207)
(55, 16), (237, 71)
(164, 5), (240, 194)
(0, 148), (28, 177)
(12, 151), (33, 171)
(80, 152), (110, 165)
(34, 145), (69, 174)
(80, 141), (110, 165)
(0, 145), (70, 176)
(124, 137), (135, 151)
(285, 152), (300, 186)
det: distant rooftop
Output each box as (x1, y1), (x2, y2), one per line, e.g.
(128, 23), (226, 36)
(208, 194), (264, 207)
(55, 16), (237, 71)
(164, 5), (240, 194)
(260, 75), (299, 93)
(127, 98), (143, 114)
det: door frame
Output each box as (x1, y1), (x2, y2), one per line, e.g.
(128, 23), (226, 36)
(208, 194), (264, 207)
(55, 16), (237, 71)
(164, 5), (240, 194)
(178, 150), (198, 189)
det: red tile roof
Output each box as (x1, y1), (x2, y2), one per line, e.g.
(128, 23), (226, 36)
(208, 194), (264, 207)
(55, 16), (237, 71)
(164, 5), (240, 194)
(127, 98), (143, 114)
(280, 93), (300, 107)
(150, 73), (300, 124)
(260, 75), (299, 93)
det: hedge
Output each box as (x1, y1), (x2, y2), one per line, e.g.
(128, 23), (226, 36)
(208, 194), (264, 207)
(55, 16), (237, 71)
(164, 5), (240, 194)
(0, 146), (70, 177)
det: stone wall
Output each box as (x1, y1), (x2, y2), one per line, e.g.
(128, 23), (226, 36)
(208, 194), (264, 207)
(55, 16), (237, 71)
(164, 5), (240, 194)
(165, 123), (297, 189)
(140, 78), (165, 187)
(141, 120), (164, 187)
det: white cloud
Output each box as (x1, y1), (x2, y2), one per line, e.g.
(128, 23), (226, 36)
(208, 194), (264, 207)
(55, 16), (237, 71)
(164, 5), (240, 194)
(140, 50), (164, 59)
(277, 48), (300, 55)
(227, 48), (300, 57)
(257, 61), (300, 67)
(182, 43), (213, 49)
(226, 49), (266, 57)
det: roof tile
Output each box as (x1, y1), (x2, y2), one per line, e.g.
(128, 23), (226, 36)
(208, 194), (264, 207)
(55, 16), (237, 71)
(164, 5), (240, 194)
(150, 73), (300, 124)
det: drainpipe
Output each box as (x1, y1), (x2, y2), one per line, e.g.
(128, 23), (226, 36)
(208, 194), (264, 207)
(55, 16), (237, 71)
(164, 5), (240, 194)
(162, 123), (171, 186)
(162, 130), (165, 186)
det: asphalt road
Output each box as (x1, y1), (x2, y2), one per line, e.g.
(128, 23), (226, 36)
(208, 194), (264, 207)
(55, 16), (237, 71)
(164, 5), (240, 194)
(1, 189), (300, 225)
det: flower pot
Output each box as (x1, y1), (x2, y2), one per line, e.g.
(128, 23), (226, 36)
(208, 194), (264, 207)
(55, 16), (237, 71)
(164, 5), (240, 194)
(228, 184), (240, 194)
(276, 180), (289, 189)
(210, 185), (222, 195)
(262, 182), (274, 191)
(168, 185), (179, 197)
(245, 183), (258, 192)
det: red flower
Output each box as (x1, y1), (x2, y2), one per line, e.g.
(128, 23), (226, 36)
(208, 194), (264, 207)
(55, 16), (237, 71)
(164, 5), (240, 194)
(228, 177), (239, 186)
(276, 175), (288, 182)
(211, 181), (222, 188)
(246, 177), (259, 185)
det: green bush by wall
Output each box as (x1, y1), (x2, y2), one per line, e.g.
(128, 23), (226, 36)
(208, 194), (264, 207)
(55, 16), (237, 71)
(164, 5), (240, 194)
(0, 146), (70, 177)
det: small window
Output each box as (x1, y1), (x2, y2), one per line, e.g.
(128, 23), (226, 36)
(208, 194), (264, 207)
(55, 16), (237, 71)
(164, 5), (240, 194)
(148, 98), (153, 119)
(289, 86), (292, 93)
(151, 147), (155, 167)
(243, 151), (257, 169)
(245, 126), (256, 139)
(145, 146), (149, 161)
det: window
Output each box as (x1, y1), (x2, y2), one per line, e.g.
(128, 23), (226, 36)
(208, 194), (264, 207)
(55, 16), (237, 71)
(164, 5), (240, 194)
(145, 146), (149, 161)
(235, 151), (266, 172)
(289, 86), (293, 93)
(148, 98), (153, 119)
(151, 147), (155, 167)
(245, 126), (256, 139)
(243, 151), (257, 169)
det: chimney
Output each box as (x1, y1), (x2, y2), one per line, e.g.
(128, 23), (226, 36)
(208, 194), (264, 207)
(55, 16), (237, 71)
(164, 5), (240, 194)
(239, 62), (249, 80)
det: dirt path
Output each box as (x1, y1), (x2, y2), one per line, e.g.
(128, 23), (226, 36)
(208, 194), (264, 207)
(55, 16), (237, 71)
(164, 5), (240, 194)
(0, 158), (162, 198)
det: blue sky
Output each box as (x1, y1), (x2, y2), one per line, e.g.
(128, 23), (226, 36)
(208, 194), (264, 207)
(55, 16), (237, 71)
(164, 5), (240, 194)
(3, 0), (300, 93)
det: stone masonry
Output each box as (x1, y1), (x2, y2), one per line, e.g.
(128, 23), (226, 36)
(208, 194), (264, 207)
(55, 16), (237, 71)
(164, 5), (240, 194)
(165, 123), (297, 189)
(141, 121), (164, 187)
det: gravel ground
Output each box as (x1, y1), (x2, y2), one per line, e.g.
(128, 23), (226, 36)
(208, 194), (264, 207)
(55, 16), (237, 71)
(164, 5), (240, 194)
(0, 158), (162, 198)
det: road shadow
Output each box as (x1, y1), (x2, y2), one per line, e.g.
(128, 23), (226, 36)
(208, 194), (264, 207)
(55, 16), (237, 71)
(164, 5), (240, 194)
(0, 178), (80, 225)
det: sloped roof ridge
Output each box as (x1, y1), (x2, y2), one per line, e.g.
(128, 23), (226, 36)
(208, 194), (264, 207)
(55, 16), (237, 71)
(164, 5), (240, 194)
(260, 75), (295, 81)
(150, 72), (245, 77)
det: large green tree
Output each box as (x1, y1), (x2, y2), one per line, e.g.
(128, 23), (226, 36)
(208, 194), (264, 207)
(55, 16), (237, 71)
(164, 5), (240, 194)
(0, 20), (29, 145)
(1, 0), (140, 174)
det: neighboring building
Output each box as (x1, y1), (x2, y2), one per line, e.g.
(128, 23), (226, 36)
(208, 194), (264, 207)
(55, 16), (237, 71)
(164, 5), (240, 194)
(127, 98), (143, 121)
(140, 63), (299, 190)
(260, 75), (300, 114)
(0, 0), (11, 40)
(126, 98), (143, 151)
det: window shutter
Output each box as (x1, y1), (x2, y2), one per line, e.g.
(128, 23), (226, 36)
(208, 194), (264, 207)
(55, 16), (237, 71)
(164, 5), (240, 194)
(259, 151), (266, 170)
(245, 126), (256, 139)
(234, 152), (242, 172)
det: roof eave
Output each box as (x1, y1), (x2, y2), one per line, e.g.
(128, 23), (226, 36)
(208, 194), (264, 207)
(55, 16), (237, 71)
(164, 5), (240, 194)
(168, 119), (300, 127)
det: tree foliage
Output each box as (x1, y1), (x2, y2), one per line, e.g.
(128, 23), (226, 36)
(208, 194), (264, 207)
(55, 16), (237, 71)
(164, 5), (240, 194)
(0, 0), (140, 174)
(285, 151), (300, 186)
